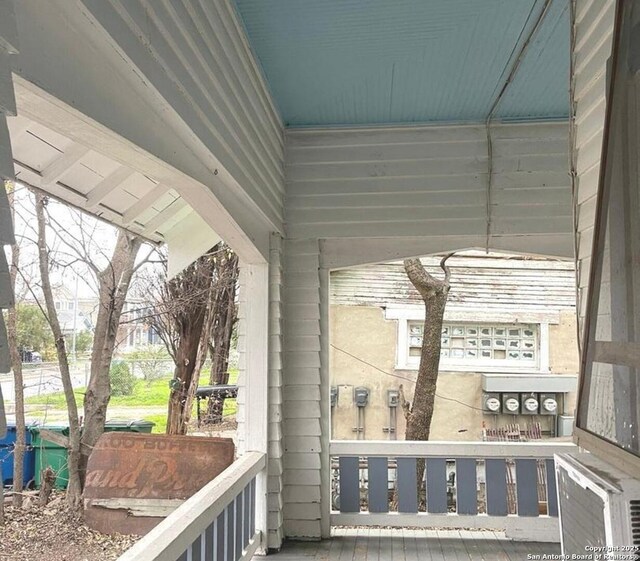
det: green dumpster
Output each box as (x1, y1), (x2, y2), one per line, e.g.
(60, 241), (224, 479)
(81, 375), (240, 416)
(30, 425), (70, 490)
(29, 421), (155, 490)
(104, 420), (155, 434)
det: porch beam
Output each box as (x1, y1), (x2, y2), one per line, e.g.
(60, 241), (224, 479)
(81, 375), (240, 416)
(85, 166), (134, 210)
(41, 143), (89, 186)
(122, 182), (171, 226)
(142, 199), (188, 237)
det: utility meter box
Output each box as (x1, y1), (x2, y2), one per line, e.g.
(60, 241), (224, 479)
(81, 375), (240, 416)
(387, 389), (399, 408)
(520, 392), (539, 415)
(354, 387), (369, 407)
(483, 392), (501, 413)
(501, 393), (520, 414)
(330, 387), (338, 408)
(540, 393), (558, 415)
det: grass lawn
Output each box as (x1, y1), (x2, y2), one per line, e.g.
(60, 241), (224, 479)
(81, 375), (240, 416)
(25, 368), (239, 433)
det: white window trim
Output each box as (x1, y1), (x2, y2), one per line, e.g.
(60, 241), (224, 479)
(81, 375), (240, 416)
(388, 307), (552, 374)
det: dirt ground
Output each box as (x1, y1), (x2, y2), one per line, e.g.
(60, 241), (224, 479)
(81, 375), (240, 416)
(0, 493), (139, 561)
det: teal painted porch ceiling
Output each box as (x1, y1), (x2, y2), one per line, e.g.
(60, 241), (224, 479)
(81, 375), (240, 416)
(233, 0), (570, 127)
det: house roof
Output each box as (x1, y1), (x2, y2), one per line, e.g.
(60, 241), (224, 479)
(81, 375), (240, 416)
(331, 251), (576, 314)
(233, 0), (570, 127)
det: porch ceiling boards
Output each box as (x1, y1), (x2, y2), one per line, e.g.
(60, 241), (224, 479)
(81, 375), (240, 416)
(233, 0), (570, 127)
(7, 114), (221, 276)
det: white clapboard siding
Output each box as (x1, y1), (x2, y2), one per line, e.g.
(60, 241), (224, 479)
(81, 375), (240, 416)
(282, 239), (323, 539)
(572, 0), (616, 335)
(331, 252), (576, 313)
(285, 122), (572, 254)
(39, 0), (285, 232)
(267, 233), (284, 549)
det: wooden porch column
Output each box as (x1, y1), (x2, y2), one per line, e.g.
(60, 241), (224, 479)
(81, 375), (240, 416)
(242, 261), (269, 554)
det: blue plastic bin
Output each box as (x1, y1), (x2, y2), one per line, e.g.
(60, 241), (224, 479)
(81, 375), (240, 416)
(0, 424), (36, 487)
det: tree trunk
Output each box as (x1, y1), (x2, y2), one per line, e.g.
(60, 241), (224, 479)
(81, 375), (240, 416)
(38, 467), (56, 506)
(166, 263), (218, 435)
(166, 310), (208, 435)
(206, 252), (238, 423)
(34, 193), (83, 510)
(79, 231), (141, 485)
(6, 184), (25, 507)
(400, 257), (452, 492)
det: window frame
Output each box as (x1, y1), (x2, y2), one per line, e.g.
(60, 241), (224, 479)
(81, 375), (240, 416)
(386, 307), (552, 374)
(407, 319), (540, 369)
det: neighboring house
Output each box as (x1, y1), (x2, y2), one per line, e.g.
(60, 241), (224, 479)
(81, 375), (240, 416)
(117, 299), (161, 351)
(26, 287), (159, 351)
(53, 285), (96, 335)
(330, 251), (579, 441)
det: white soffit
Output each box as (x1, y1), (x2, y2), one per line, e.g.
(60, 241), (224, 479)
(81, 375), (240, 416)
(165, 211), (221, 280)
(7, 114), (217, 273)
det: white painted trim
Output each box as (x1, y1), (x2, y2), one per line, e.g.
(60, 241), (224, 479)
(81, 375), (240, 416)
(40, 143), (90, 185)
(85, 166), (135, 209)
(393, 314), (548, 374)
(242, 262), (270, 554)
(117, 452), (266, 561)
(239, 533), (262, 561)
(329, 440), (577, 458)
(539, 322), (551, 373)
(330, 513), (560, 542)
(384, 305), (561, 324)
(319, 267), (331, 539)
(396, 317), (409, 371)
(322, 236), (574, 270)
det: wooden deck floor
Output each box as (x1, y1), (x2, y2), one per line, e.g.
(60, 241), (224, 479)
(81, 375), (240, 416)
(259, 528), (561, 561)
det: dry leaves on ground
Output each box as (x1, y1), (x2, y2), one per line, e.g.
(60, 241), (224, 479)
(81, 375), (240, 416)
(0, 492), (138, 561)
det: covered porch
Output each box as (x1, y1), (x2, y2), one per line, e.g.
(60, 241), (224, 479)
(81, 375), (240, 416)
(0, 0), (628, 560)
(258, 529), (560, 561)
(115, 438), (573, 560)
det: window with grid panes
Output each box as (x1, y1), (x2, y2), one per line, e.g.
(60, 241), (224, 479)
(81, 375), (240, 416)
(407, 322), (538, 367)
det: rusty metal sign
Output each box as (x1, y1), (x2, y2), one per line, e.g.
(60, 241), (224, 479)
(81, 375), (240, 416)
(84, 432), (235, 535)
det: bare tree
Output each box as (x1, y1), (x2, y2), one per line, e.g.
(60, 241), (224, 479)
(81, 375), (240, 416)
(34, 193), (83, 509)
(399, 255), (453, 441)
(5, 182), (25, 508)
(143, 249), (221, 434)
(26, 189), (144, 498)
(206, 246), (238, 423)
(78, 230), (142, 482)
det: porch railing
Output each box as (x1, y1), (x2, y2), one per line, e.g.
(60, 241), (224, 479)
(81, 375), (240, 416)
(117, 451), (266, 561)
(330, 440), (577, 542)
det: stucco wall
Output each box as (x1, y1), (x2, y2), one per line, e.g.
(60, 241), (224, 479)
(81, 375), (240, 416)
(549, 311), (580, 374)
(330, 304), (578, 441)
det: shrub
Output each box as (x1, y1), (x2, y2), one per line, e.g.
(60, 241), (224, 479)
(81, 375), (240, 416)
(124, 345), (172, 386)
(110, 360), (136, 396)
